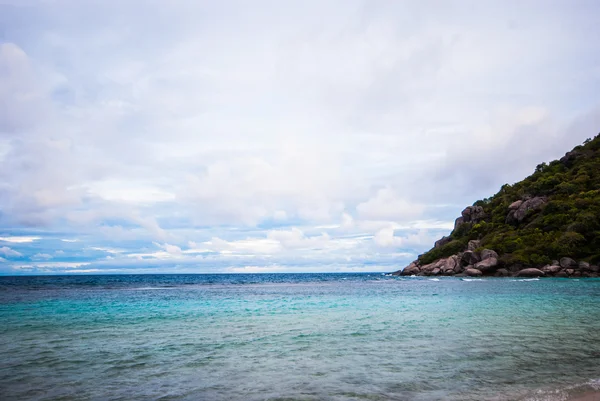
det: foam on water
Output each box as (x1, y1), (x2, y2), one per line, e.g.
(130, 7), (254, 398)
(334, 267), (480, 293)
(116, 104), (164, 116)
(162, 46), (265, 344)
(1, 274), (599, 401)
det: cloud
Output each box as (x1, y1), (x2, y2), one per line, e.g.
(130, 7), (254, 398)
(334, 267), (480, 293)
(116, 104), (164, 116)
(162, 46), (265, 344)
(0, 246), (23, 258)
(0, 236), (40, 243)
(357, 188), (424, 221)
(374, 227), (438, 249)
(32, 253), (53, 260)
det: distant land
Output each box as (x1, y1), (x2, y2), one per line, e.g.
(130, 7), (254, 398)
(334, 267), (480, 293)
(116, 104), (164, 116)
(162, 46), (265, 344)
(394, 133), (600, 278)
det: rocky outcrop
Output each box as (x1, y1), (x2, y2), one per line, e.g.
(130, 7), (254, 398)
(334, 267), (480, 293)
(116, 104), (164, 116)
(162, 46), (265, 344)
(454, 206), (485, 231)
(393, 248), (598, 279)
(434, 236), (451, 249)
(397, 262), (420, 276)
(506, 197), (547, 224)
(391, 194), (598, 279)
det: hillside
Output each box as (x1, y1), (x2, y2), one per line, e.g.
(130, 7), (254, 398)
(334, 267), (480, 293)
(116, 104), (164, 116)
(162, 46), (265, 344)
(394, 133), (600, 278)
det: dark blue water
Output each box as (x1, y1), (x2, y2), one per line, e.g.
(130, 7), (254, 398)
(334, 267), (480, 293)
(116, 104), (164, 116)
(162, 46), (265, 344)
(1, 274), (599, 400)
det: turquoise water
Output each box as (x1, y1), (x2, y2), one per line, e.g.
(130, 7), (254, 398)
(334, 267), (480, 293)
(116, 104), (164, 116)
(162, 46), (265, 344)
(1, 274), (599, 401)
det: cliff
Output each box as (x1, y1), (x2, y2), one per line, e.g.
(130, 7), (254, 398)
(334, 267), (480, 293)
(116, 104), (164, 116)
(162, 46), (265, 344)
(393, 133), (600, 278)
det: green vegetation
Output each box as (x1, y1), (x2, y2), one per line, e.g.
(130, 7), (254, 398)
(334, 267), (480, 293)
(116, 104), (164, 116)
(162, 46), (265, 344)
(419, 133), (600, 267)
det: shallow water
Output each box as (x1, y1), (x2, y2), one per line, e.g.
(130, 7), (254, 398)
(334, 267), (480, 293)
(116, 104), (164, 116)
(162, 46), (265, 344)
(1, 274), (599, 400)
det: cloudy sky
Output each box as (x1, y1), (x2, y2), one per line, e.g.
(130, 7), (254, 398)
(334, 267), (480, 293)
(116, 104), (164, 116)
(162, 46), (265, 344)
(0, 0), (599, 274)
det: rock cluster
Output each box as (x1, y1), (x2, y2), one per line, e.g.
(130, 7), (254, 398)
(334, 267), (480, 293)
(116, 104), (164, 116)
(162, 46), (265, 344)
(454, 205), (485, 231)
(393, 252), (599, 278)
(506, 197), (547, 224)
(393, 246), (501, 277)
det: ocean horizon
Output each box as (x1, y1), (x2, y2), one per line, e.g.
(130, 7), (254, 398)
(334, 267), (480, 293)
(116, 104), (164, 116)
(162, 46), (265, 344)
(2, 273), (599, 401)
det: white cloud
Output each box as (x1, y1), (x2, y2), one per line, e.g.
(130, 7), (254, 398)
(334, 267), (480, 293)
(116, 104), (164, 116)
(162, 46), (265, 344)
(357, 188), (424, 221)
(0, 236), (41, 243)
(374, 228), (438, 249)
(0, 246), (22, 258)
(32, 253), (53, 260)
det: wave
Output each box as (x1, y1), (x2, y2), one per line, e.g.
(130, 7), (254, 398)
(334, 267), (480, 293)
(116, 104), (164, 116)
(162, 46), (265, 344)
(461, 278), (483, 281)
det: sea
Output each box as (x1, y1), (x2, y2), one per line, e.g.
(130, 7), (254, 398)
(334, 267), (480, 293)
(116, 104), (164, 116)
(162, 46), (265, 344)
(1, 274), (599, 401)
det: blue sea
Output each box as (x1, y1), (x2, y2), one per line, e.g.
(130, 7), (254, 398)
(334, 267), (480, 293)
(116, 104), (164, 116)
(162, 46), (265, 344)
(1, 274), (600, 401)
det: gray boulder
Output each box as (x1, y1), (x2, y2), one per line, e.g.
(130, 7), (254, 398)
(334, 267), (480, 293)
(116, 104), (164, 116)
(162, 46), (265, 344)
(495, 268), (511, 277)
(560, 257), (577, 269)
(434, 236), (451, 249)
(517, 268), (545, 277)
(506, 197), (547, 224)
(454, 206), (485, 231)
(578, 262), (591, 271)
(508, 200), (523, 210)
(461, 251), (481, 266)
(465, 268), (483, 277)
(480, 249), (499, 261)
(400, 262), (420, 276)
(440, 256), (458, 273)
(454, 217), (465, 231)
(542, 265), (562, 274)
(474, 257), (498, 273)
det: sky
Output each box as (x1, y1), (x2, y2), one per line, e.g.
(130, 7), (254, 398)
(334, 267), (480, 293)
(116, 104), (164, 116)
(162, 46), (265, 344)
(0, 0), (599, 274)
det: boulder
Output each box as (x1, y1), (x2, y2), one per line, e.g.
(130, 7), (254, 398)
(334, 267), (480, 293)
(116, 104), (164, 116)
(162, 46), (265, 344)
(461, 251), (481, 266)
(551, 260), (560, 266)
(434, 236), (451, 249)
(590, 265), (599, 273)
(517, 268), (545, 277)
(440, 256), (458, 273)
(400, 262), (421, 276)
(480, 249), (499, 261)
(495, 268), (511, 277)
(454, 217), (465, 231)
(453, 263), (465, 274)
(578, 262), (591, 271)
(565, 269), (575, 276)
(560, 257), (577, 269)
(431, 268), (441, 276)
(508, 200), (523, 210)
(506, 197), (547, 224)
(555, 270), (568, 278)
(465, 268), (483, 277)
(542, 264), (562, 274)
(467, 240), (481, 251)
(462, 205), (485, 222)
(474, 257), (499, 274)
(454, 206), (485, 231)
